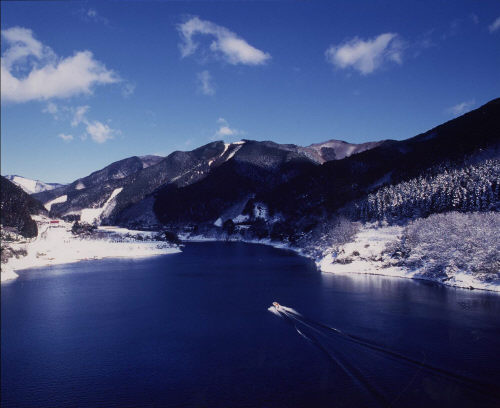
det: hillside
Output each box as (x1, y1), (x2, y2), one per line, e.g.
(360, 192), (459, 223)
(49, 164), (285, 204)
(31, 139), (380, 227)
(0, 176), (47, 238)
(5, 175), (64, 194)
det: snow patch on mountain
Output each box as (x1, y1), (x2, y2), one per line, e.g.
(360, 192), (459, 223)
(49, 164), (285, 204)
(207, 141), (246, 166)
(9, 176), (36, 193)
(226, 143), (244, 161)
(5, 175), (64, 194)
(253, 202), (268, 220)
(44, 195), (67, 211)
(232, 214), (250, 223)
(81, 187), (123, 224)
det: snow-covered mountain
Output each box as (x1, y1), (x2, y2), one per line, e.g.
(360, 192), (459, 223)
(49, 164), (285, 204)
(3, 98), (499, 290)
(1, 176), (47, 238)
(31, 139), (381, 226)
(304, 139), (384, 163)
(4, 175), (65, 195)
(153, 98), (500, 231)
(26, 98), (500, 238)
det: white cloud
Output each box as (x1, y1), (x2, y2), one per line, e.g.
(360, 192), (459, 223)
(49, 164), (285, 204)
(441, 19), (462, 40)
(1, 27), (50, 69)
(1, 26), (119, 103)
(489, 17), (500, 33)
(216, 126), (237, 137)
(85, 120), (116, 143)
(42, 102), (59, 119)
(121, 82), (136, 98)
(58, 133), (74, 142)
(71, 105), (90, 127)
(325, 33), (403, 75)
(68, 105), (117, 143)
(214, 118), (242, 139)
(177, 16), (271, 65)
(446, 99), (475, 116)
(79, 8), (109, 25)
(197, 70), (215, 95)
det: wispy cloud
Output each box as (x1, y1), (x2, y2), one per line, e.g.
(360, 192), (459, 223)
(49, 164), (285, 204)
(1, 27), (119, 103)
(177, 16), (271, 65)
(446, 99), (475, 116)
(489, 17), (500, 33)
(79, 8), (109, 25)
(58, 133), (74, 142)
(69, 105), (117, 143)
(441, 19), (462, 40)
(121, 82), (136, 98)
(71, 105), (90, 127)
(413, 29), (436, 56)
(42, 102), (59, 119)
(85, 120), (117, 143)
(325, 33), (404, 75)
(213, 118), (243, 140)
(197, 70), (215, 95)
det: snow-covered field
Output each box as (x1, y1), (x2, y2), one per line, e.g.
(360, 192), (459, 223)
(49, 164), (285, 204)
(1, 220), (180, 283)
(317, 223), (500, 292)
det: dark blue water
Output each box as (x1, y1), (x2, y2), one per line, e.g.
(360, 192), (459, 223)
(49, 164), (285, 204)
(2, 242), (500, 408)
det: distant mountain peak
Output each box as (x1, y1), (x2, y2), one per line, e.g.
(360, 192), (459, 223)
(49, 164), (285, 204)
(4, 175), (65, 195)
(304, 139), (384, 163)
(138, 155), (163, 168)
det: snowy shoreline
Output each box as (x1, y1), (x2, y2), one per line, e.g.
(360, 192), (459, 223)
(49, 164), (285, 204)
(1, 221), (181, 283)
(317, 253), (500, 293)
(318, 222), (500, 293)
(182, 229), (500, 293)
(3, 221), (498, 293)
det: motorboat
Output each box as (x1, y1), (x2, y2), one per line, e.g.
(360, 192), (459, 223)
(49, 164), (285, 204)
(272, 302), (281, 310)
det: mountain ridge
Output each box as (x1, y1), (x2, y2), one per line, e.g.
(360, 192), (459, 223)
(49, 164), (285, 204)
(5, 175), (65, 195)
(31, 138), (380, 225)
(20, 98), (500, 239)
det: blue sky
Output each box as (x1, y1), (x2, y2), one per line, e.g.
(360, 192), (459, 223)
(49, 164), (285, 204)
(1, 0), (499, 183)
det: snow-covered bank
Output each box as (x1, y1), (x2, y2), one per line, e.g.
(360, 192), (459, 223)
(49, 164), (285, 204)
(317, 222), (500, 293)
(1, 265), (19, 282)
(1, 221), (180, 283)
(181, 218), (500, 293)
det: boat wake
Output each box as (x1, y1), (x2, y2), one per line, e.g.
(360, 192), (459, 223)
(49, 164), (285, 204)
(268, 303), (500, 406)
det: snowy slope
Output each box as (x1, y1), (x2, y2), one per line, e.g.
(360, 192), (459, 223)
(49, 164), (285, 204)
(5, 175), (64, 194)
(44, 195), (67, 211)
(80, 187), (123, 224)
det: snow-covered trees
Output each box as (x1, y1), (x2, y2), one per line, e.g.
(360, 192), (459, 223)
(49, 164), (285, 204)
(357, 160), (500, 222)
(296, 217), (360, 258)
(385, 212), (500, 281)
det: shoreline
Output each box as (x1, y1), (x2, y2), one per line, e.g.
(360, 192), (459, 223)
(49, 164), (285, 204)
(182, 233), (500, 293)
(317, 253), (500, 293)
(1, 223), (181, 284)
(3, 225), (498, 293)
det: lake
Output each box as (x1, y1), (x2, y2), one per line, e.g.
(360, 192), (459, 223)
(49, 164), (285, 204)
(2, 242), (500, 407)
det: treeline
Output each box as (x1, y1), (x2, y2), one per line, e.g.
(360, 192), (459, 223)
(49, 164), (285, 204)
(355, 159), (500, 222)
